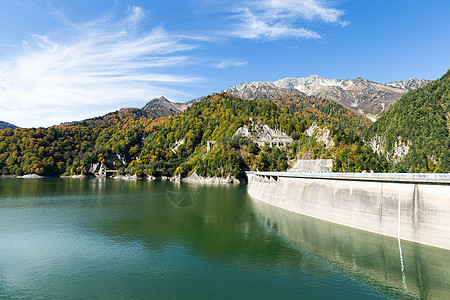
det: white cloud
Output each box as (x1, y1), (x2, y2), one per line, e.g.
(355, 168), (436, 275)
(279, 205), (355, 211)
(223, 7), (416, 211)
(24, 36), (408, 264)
(213, 58), (248, 69)
(232, 8), (320, 40)
(231, 0), (347, 40)
(0, 7), (201, 127)
(262, 0), (346, 24)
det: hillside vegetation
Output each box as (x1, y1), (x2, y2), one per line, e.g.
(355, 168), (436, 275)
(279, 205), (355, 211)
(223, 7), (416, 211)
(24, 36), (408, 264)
(366, 70), (450, 172)
(0, 93), (389, 178)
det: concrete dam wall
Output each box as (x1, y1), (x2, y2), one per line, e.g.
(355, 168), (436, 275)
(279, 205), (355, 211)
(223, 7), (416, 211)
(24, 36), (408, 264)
(247, 172), (450, 251)
(251, 199), (450, 299)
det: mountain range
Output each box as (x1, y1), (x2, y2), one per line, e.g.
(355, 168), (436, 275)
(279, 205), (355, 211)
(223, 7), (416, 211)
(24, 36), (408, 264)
(0, 75), (432, 128)
(59, 74), (431, 127)
(1, 70), (448, 178)
(59, 96), (187, 126)
(225, 75), (431, 121)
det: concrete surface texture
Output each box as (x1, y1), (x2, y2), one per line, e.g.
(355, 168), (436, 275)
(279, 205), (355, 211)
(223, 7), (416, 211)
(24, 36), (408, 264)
(251, 199), (450, 299)
(247, 173), (450, 251)
(288, 159), (333, 173)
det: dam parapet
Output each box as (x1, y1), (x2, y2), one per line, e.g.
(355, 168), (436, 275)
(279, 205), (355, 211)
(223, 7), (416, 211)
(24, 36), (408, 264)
(247, 171), (450, 251)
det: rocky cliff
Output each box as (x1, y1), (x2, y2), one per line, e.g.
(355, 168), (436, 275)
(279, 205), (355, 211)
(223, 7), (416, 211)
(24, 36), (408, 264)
(233, 118), (293, 147)
(385, 78), (432, 91)
(225, 81), (304, 100)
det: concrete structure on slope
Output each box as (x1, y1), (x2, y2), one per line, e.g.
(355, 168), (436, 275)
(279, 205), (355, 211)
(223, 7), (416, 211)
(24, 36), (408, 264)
(247, 171), (450, 251)
(288, 159), (333, 173)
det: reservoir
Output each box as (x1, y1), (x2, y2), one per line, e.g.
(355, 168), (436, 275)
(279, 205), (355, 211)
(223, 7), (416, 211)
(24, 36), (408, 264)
(0, 178), (448, 299)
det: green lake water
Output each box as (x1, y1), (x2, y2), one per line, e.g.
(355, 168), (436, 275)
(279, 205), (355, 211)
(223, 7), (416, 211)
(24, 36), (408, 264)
(0, 178), (448, 299)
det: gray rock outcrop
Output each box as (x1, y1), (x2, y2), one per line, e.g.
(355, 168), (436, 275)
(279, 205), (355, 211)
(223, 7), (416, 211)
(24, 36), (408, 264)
(234, 119), (293, 147)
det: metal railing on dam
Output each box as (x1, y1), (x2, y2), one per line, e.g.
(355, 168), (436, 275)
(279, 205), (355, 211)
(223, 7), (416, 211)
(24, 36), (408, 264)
(248, 171), (450, 185)
(247, 171), (450, 251)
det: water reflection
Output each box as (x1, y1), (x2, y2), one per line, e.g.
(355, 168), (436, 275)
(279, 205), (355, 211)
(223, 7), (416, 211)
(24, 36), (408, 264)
(250, 198), (450, 299)
(1, 178), (448, 299)
(166, 183), (203, 208)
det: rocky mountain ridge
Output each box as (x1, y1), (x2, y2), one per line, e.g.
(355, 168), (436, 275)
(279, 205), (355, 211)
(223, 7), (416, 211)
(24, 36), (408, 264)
(225, 81), (304, 100)
(0, 121), (18, 129)
(385, 78), (432, 91)
(60, 96), (187, 126)
(225, 75), (432, 121)
(142, 96), (188, 119)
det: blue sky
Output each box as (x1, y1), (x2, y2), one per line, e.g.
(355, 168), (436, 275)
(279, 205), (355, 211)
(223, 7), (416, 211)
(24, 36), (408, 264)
(0, 0), (449, 127)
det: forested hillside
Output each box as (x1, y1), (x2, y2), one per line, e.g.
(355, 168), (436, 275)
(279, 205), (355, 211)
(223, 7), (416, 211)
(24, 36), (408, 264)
(272, 94), (370, 133)
(366, 70), (450, 172)
(0, 93), (388, 178)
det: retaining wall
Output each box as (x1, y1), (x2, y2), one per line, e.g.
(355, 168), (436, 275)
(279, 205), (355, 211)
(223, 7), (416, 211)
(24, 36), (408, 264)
(247, 172), (450, 250)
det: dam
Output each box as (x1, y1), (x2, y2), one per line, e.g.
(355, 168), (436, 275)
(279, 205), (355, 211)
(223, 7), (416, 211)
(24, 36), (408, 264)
(247, 171), (450, 251)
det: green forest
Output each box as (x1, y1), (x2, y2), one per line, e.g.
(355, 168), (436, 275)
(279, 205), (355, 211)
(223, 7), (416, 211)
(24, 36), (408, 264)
(366, 70), (450, 172)
(0, 92), (390, 178)
(1, 69), (449, 178)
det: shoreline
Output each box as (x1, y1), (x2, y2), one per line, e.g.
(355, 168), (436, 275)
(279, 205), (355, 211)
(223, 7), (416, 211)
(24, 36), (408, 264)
(1, 173), (245, 184)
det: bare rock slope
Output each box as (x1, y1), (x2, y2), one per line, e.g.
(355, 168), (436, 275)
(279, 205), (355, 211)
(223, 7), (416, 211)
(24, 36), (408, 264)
(142, 96), (188, 119)
(225, 75), (431, 121)
(0, 121), (18, 129)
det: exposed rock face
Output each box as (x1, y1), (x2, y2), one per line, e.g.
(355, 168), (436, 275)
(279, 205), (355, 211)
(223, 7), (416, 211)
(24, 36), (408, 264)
(234, 119), (293, 147)
(369, 134), (411, 163)
(225, 75), (431, 121)
(186, 96), (206, 105)
(273, 76), (410, 121)
(225, 81), (304, 100)
(182, 171), (240, 184)
(305, 122), (334, 148)
(106, 154), (127, 169)
(0, 121), (18, 129)
(20, 174), (44, 178)
(385, 78), (432, 91)
(88, 163), (106, 177)
(171, 139), (184, 154)
(142, 96), (188, 119)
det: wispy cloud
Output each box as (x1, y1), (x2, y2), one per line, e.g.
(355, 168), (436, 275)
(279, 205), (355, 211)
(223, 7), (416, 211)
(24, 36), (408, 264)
(263, 0), (347, 24)
(230, 0), (347, 40)
(212, 58), (248, 69)
(232, 8), (321, 40)
(0, 6), (201, 127)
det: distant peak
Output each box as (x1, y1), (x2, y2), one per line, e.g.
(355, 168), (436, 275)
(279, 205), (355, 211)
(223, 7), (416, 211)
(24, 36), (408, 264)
(308, 74), (324, 80)
(353, 77), (369, 82)
(152, 96), (170, 102)
(0, 121), (18, 129)
(385, 78), (432, 91)
(141, 95), (187, 119)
